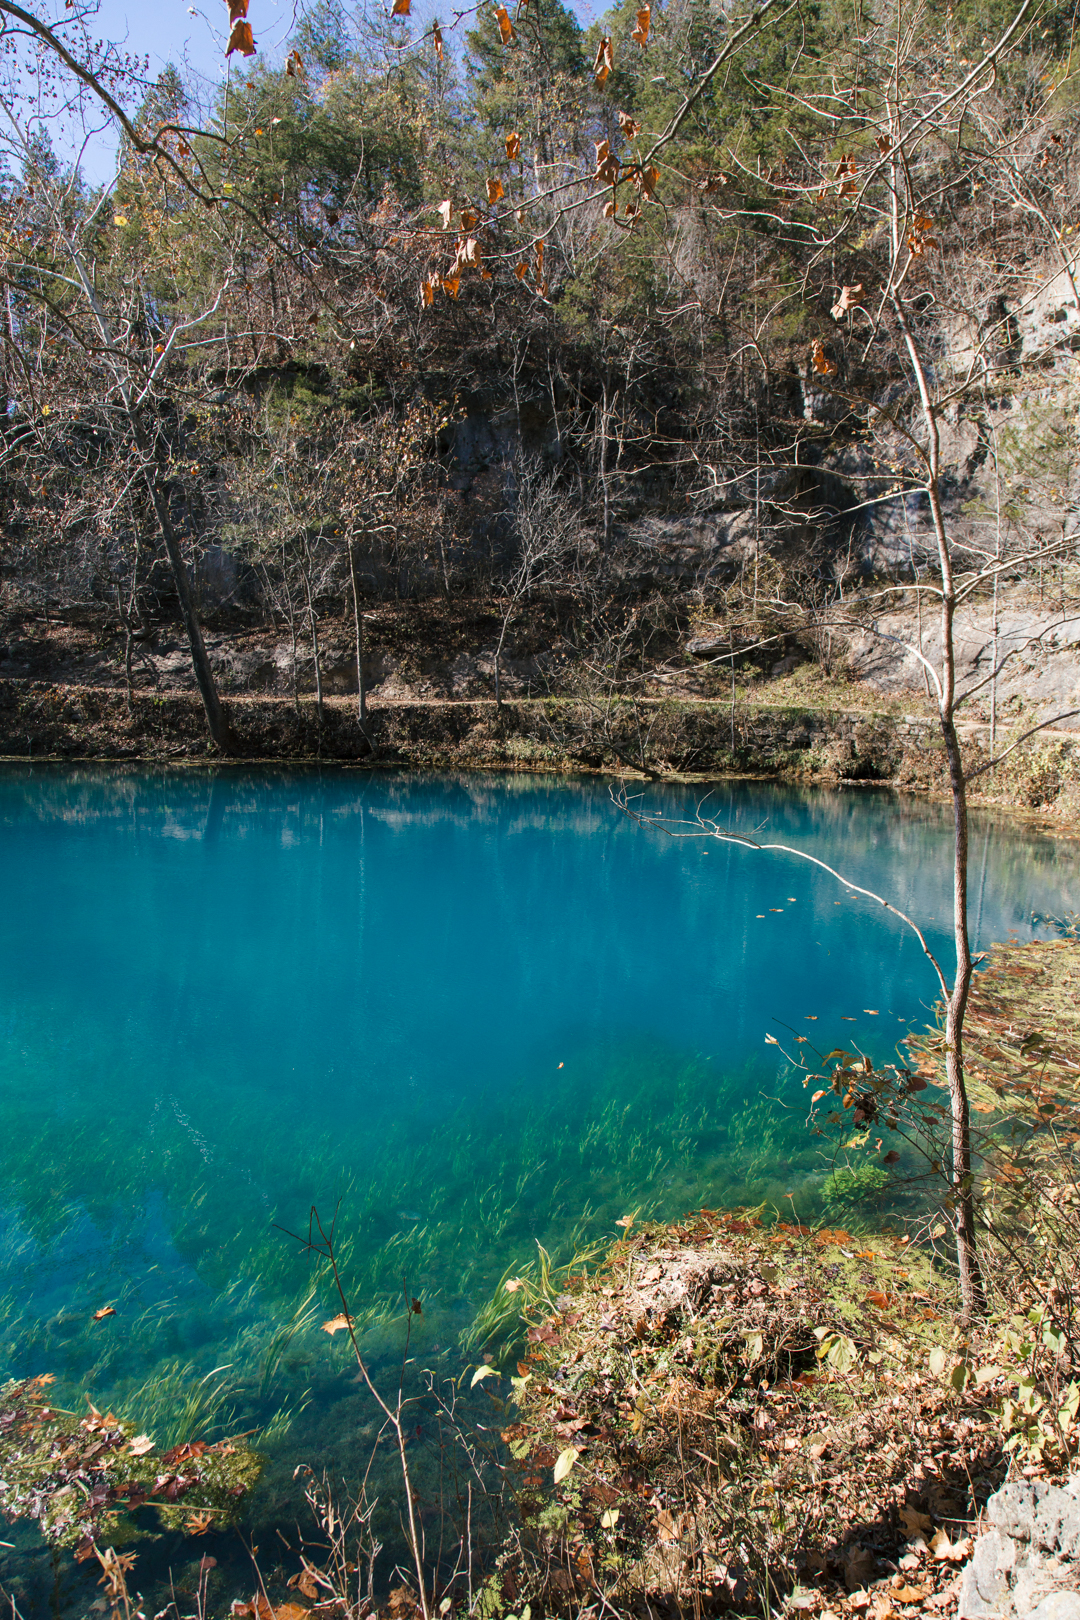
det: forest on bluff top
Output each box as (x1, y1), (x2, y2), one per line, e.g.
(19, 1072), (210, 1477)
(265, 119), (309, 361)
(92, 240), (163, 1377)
(0, 0), (1078, 741)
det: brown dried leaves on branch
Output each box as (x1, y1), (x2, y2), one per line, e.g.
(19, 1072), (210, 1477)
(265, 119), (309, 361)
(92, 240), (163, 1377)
(594, 36), (613, 86)
(631, 4), (650, 45)
(226, 20), (256, 55)
(595, 139), (620, 186)
(907, 213), (939, 256)
(831, 283), (864, 320)
(225, 0), (256, 56)
(494, 5), (515, 45)
(811, 338), (838, 376)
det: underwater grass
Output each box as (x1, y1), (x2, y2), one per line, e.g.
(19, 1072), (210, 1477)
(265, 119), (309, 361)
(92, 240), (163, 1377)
(0, 1035), (857, 1460)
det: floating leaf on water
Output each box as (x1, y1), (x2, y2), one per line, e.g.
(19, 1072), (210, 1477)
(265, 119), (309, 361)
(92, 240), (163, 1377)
(470, 1364), (499, 1387)
(321, 1313), (353, 1335)
(93, 1306), (116, 1321)
(553, 1445), (578, 1483)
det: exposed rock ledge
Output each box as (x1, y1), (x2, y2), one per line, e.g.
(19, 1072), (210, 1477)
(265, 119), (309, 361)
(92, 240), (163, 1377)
(960, 1476), (1080, 1620)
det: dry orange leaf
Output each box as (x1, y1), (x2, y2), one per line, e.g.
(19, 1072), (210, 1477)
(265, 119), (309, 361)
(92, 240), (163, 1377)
(487, 177), (505, 204)
(93, 1306), (116, 1321)
(285, 47), (303, 75)
(810, 338), (837, 376)
(322, 1313), (353, 1334)
(635, 164), (658, 198)
(506, 131), (521, 160)
(421, 279), (435, 306)
(432, 21), (443, 57)
(226, 19), (256, 55)
(494, 5), (515, 43)
(227, 0), (247, 22)
(618, 110), (641, 137)
(595, 138), (619, 184)
(594, 35), (613, 85)
(391, 0), (411, 15)
(631, 4), (650, 44)
(461, 207), (478, 229)
(514, 262), (529, 279)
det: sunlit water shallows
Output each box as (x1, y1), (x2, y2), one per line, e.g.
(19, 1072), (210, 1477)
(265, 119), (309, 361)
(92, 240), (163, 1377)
(0, 765), (1076, 1587)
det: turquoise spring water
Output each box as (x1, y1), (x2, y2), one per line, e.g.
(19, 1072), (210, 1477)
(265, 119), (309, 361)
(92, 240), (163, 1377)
(0, 765), (1076, 1600)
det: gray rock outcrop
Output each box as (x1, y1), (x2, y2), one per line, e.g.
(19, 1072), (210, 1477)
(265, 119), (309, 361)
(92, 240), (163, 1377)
(959, 1476), (1080, 1620)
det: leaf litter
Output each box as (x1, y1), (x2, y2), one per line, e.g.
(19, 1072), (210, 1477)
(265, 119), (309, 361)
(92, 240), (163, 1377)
(494, 1213), (1006, 1617)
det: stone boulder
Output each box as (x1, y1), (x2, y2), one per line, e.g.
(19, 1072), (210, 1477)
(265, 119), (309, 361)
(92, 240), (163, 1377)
(959, 1476), (1080, 1620)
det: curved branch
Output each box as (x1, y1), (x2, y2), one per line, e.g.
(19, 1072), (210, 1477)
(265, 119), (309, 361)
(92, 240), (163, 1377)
(610, 784), (950, 1000)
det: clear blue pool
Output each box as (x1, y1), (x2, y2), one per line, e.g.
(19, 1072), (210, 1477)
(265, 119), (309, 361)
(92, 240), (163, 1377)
(0, 765), (1075, 1529)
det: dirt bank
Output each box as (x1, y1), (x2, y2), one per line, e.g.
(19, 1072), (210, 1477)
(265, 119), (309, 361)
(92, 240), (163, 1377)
(3, 679), (1080, 829)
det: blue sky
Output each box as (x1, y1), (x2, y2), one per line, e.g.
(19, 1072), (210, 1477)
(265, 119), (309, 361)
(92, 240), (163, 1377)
(66, 0), (597, 184)
(68, 0), (297, 182)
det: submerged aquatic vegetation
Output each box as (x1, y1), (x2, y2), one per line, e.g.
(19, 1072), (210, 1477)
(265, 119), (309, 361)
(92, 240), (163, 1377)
(0, 1041), (826, 1456)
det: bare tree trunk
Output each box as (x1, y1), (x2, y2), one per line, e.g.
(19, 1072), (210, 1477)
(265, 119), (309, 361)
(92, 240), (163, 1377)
(303, 565), (324, 726)
(63, 239), (231, 751)
(116, 582), (134, 715)
(895, 287), (986, 1321)
(137, 439), (232, 752)
(494, 602), (511, 708)
(940, 700), (986, 1321)
(348, 539), (373, 749)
